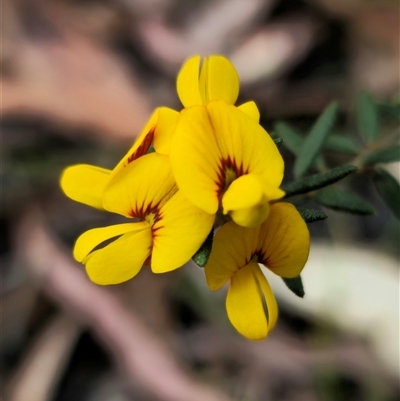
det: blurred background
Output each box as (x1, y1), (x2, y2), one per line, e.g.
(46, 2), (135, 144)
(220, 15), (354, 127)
(2, 0), (399, 400)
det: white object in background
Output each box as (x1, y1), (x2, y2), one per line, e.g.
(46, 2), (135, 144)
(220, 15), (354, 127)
(265, 242), (399, 375)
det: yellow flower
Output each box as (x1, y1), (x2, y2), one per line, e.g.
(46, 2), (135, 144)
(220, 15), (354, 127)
(205, 203), (310, 340)
(176, 55), (260, 122)
(60, 106), (178, 210)
(171, 55), (285, 228)
(170, 100), (285, 228)
(60, 55), (266, 220)
(72, 153), (214, 285)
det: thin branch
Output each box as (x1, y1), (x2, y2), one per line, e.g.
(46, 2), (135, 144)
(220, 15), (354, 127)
(5, 315), (81, 401)
(16, 209), (232, 401)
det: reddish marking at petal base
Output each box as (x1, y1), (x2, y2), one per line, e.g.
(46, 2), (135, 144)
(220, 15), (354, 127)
(247, 249), (267, 267)
(151, 225), (164, 240)
(129, 203), (163, 228)
(129, 202), (153, 219)
(126, 127), (155, 165)
(216, 156), (248, 199)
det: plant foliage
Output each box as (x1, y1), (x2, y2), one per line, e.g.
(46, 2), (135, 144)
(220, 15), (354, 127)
(372, 168), (400, 220)
(283, 165), (358, 197)
(192, 228), (214, 267)
(296, 207), (328, 223)
(294, 102), (339, 177)
(282, 276), (305, 298)
(314, 188), (375, 215)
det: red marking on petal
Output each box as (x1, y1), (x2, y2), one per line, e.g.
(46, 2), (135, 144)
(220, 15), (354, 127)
(129, 203), (164, 238)
(126, 126), (155, 165)
(151, 225), (164, 240)
(130, 202), (156, 219)
(128, 186), (176, 223)
(254, 250), (267, 265)
(216, 156), (248, 199)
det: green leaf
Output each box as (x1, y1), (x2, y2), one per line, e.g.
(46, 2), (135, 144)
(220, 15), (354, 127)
(274, 122), (304, 155)
(314, 187), (375, 215)
(325, 134), (360, 155)
(356, 92), (380, 143)
(296, 207), (328, 223)
(372, 168), (400, 219)
(363, 145), (400, 166)
(283, 165), (358, 197)
(273, 137), (283, 148)
(282, 276), (305, 298)
(192, 228), (214, 267)
(274, 122), (326, 169)
(377, 102), (400, 121)
(294, 102), (339, 177)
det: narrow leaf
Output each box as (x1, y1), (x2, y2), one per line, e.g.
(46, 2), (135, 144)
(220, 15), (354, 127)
(273, 137), (283, 148)
(363, 145), (400, 166)
(283, 165), (358, 197)
(372, 168), (400, 219)
(294, 102), (339, 177)
(325, 134), (360, 155)
(356, 92), (379, 143)
(377, 102), (400, 121)
(296, 207), (328, 223)
(314, 188), (375, 215)
(192, 228), (214, 267)
(274, 122), (304, 155)
(282, 276), (305, 298)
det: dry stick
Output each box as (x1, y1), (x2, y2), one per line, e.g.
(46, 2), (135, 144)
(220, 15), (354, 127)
(5, 315), (81, 401)
(16, 210), (231, 401)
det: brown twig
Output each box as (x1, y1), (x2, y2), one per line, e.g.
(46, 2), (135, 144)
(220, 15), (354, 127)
(5, 315), (81, 401)
(16, 209), (232, 401)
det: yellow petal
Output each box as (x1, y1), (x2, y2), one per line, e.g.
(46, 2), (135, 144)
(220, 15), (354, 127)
(229, 203), (270, 228)
(60, 164), (111, 210)
(222, 175), (264, 211)
(228, 182), (284, 227)
(198, 57), (208, 105)
(222, 174), (270, 227)
(103, 153), (176, 217)
(111, 108), (159, 177)
(84, 227), (152, 285)
(238, 101), (260, 122)
(263, 183), (285, 202)
(205, 221), (259, 291)
(170, 106), (222, 214)
(206, 56), (240, 105)
(151, 191), (214, 273)
(251, 264), (278, 332)
(176, 55), (203, 107)
(153, 107), (179, 155)
(206, 100), (284, 188)
(258, 203), (310, 278)
(73, 221), (150, 262)
(226, 262), (268, 340)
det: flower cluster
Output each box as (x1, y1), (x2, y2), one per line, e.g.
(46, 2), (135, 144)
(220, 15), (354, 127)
(60, 55), (310, 340)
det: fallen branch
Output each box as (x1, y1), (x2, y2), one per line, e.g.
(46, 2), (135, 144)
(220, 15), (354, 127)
(5, 315), (81, 401)
(16, 209), (231, 401)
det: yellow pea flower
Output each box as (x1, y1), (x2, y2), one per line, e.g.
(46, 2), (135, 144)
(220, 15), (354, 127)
(171, 55), (285, 227)
(205, 203), (310, 340)
(176, 55), (260, 121)
(60, 55), (263, 217)
(60, 106), (179, 210)
(73, 153), (214, 285)
(170, 100), (285, 228)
